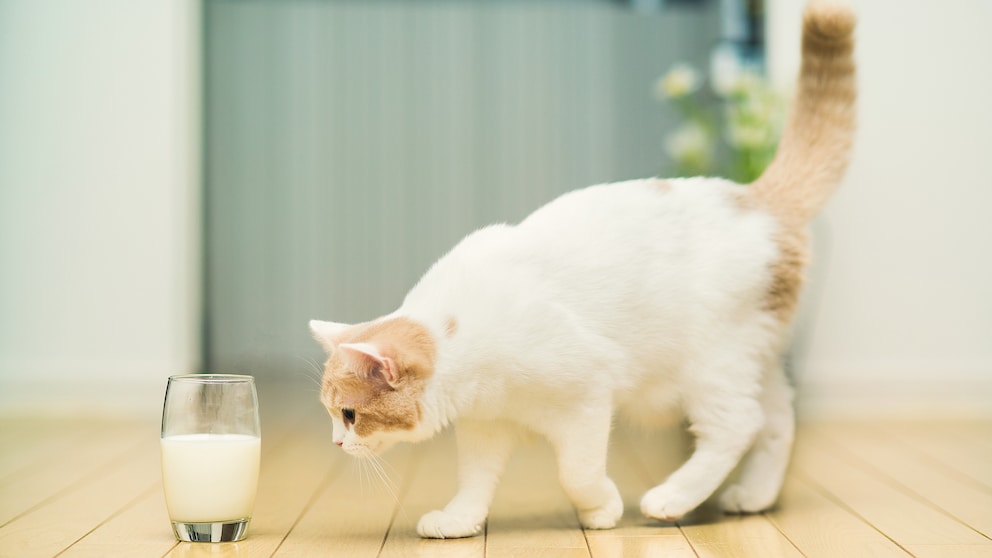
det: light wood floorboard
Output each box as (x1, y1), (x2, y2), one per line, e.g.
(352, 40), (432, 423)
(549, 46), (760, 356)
(0, 382), (988, 558)
(791, 426), (991, 549)
(877, 421), (992, 492)
(765, 475), (910, 557)
(809, 423), (992, 539)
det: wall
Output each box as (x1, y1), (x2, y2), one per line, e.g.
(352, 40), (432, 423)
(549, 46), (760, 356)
(7, 0), (981, 419)
(767, 0), (992, 416)
(0, 0), (202, 415)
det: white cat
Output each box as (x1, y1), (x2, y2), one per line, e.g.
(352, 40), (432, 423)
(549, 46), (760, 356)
(310, 0), (856, 539)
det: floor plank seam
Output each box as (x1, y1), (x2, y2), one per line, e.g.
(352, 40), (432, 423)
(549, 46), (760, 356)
(376, 446), (425, 557)
(157, 541), (179, 558)
(52, 481), (161, 557)
(760, 510), (810, 558)
(0, 435), (150, 530)
(675, 523), (703, 558)
(0, 422), (105, 486)
(869, 423), (992, 496)
(576, 511), (592, 558)
(794, 471), (915, 557)
(612, 429), (701, 557)
(268, 463), (340, 558)
(814, 429), (992, 541)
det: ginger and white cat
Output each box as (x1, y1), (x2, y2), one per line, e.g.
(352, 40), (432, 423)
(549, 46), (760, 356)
(310, 0), (855, 539)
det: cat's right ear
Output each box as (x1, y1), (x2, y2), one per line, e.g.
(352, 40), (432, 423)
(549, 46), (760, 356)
(309, 319), (350, 354)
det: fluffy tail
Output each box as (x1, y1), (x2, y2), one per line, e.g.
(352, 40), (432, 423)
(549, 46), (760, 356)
(750, 0), (857, 223)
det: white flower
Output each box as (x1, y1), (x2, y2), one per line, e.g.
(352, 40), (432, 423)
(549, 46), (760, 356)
(665, 122), (712, 162)
(726, 69), (763, 97)
(710, 44), (742, 97)
(655, 63), (701, 100)
(725, 121), (772, 150)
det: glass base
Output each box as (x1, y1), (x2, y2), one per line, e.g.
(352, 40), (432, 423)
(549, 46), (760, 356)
(172, 519), (250, 542)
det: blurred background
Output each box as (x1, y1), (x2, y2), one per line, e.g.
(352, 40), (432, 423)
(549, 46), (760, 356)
(1, 0), (989, 419)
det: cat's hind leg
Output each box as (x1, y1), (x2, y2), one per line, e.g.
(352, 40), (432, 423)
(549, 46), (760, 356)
(541, 401), (623, 530)
(417, 420), (516, 539)
(640, 347), (765, 521)
(719, 366), (795, 514)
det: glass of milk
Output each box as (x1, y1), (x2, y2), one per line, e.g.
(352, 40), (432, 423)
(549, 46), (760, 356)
(161, 374), (261, 542)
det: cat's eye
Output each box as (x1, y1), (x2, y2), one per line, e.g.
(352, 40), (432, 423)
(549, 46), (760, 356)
(341, 408), (356, 425)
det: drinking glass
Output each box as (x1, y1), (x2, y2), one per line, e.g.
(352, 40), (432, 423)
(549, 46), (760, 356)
(161, 374), (261, 542)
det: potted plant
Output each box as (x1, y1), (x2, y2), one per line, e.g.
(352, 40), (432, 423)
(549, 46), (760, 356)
(655, 61), (784, 183)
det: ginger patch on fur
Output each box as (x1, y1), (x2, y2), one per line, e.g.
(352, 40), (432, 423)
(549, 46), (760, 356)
(444, 316), (459, 338)
(322, 317), (437, 435)
(651, 179), (673, 193)
(765, 228), (809, 322)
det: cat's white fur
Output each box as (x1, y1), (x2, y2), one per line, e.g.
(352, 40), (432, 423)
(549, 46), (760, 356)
(311, 0), (856, 539)
(404, 178), (788, 535)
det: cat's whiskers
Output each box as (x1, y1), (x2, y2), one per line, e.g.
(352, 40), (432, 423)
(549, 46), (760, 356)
(375, 452), (400, 479)
(353, 454), (369, 496)
(292, 354), (324, 394)
(359, 447), (399, 504)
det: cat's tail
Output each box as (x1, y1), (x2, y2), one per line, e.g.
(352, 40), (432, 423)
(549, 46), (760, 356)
(750, 0), (856, 224)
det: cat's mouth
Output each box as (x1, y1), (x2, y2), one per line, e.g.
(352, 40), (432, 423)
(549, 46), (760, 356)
(342, 441), (384, 458)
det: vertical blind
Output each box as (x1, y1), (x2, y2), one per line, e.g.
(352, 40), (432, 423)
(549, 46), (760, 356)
(204, 1), (720, 376)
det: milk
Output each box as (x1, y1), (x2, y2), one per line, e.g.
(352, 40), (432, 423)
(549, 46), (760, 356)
(161, 433), (261, 523)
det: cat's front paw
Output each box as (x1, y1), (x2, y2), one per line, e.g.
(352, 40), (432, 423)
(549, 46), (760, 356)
(417, 510), (484, 539)
(640, 483), (697, 522)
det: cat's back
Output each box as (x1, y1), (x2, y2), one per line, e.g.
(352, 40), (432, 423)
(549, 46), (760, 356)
(404, 177), (781, 332)
(515, 177), (779, 285)
(520, 177), (747, 236)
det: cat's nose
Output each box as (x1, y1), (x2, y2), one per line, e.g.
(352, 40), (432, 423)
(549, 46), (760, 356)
(335, 440), (343, 447)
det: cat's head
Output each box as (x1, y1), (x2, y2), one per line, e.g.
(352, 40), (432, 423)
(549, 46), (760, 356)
(309, 317), (437, 457)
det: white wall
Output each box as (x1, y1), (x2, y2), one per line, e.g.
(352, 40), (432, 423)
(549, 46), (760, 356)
(768, 0), (992, 416)
(0, 0), (201, 415)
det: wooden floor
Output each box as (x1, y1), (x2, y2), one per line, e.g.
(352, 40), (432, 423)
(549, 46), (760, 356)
(1, 381), (990, 558)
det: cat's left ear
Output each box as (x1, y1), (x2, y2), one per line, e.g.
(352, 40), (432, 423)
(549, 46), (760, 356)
(309, 319), (350, 353)
(337, 342), (400, 388)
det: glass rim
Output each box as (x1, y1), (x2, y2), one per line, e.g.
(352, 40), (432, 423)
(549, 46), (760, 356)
(168, 374), (255, 384)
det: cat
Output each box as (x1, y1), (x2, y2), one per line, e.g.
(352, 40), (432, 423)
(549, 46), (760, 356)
(310, 0), (855, 539)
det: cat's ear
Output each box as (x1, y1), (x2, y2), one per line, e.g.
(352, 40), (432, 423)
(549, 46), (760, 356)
(337, 342), (400, 388)
(309, 319), (350, 354)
